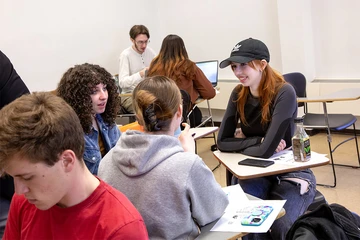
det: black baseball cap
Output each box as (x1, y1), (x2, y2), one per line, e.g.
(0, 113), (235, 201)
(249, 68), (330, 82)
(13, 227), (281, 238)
(219, 38), (270, 68)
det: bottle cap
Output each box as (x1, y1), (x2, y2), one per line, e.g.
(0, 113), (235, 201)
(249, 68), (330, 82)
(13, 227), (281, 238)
(294, 117), (304, 123)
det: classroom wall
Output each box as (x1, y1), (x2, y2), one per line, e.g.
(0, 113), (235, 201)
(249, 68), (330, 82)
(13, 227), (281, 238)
(1, 0), (360, 115)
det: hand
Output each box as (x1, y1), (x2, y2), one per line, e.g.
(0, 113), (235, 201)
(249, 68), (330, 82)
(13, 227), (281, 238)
(178, 123), (196, 153)
(234, 128), (246, 138)
(140, 67), (149, 78)
(275, 139), (286, 153)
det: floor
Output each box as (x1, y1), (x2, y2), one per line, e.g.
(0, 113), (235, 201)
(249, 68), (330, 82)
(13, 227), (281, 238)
(196, 132), (360, 214)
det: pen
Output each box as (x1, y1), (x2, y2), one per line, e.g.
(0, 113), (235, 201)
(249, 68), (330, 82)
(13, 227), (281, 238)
(192, 133), (196, 137)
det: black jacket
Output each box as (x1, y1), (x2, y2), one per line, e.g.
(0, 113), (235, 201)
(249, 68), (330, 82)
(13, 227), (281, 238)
(0, 50), (30, 200)
(286, 203), (360, 240)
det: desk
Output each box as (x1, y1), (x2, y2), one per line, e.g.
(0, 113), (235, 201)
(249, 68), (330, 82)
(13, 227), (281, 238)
(189, 126), (218, 141)
(213, 150), (329, 180)
(297, 88), (360, 103)
(297, 88), (360, 187)
(196, 194), (286, 240)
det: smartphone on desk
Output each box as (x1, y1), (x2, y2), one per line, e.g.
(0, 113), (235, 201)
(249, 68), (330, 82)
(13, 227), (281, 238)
(241, 205), (273, 226)
(238, 158), (275, 168)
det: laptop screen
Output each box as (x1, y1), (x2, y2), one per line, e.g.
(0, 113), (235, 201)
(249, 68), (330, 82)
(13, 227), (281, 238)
(195, 60), (218, 87)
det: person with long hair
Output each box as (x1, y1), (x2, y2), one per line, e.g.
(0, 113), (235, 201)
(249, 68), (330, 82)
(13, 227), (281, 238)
(57, 63), (121, 175)
(98, 76), (228, 239)
(217, 38), (316, 240)
(147, 34), (215, 126)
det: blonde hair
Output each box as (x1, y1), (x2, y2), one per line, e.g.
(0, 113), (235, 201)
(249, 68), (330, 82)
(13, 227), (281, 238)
(132, 76), (181, 132)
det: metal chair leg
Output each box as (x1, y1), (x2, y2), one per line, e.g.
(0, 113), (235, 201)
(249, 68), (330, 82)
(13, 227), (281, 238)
(317, 142), (337, 188)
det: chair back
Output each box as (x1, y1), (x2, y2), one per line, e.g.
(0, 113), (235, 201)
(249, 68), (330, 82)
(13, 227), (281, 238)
(118, 121), (144, 132)
(180, 89), (191, 126)
(283, 72), (307, 113)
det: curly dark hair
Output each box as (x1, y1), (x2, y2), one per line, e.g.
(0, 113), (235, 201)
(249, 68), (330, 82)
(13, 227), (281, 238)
(57, 63), (120, 134)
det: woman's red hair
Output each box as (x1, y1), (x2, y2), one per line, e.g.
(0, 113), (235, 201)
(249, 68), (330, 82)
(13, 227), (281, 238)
(237, 60), (285, 125)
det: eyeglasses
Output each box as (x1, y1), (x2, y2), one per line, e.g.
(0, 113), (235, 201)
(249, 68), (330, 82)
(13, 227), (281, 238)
(135, 39), (150, 46)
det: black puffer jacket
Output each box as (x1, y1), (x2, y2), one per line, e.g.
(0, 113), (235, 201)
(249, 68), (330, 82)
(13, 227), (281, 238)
(286, 203), (360, 240)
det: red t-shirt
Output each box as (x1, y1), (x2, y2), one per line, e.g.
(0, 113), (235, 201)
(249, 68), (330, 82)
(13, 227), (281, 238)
(3, 180), (148, 240)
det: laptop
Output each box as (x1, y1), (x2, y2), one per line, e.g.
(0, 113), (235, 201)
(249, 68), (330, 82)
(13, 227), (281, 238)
(195, 60), (219, 87)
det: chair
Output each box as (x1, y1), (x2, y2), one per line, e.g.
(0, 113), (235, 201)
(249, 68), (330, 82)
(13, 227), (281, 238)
(307, 190), (327, 211)
(113, 74), (136, 124)
(180, 89), (192, 127)
(118, 121), (144, 132)
(283, 72), (360, 188)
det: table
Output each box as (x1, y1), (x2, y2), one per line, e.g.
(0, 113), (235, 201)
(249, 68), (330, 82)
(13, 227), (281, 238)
(189, 126), (218, 141)
(196, 194), (286, 240)
(213, 150), (329, 180)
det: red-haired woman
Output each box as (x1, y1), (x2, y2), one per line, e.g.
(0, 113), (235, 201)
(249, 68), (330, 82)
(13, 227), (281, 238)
(217, 38), (316, 240)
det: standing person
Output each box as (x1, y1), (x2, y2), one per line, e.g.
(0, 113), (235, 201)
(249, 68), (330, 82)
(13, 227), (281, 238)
(98, 76), (228, 239)
(217, 38), (316, 240)
(0, 92), (148, 239)
(0, 50), (30, 238)
(118, 25), (156, 113)
(57, 63), (121, 175)
(147, 34), (216, 126)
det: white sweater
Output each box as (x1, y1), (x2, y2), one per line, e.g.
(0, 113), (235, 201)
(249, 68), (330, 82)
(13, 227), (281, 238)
(118, 46), (156, 93)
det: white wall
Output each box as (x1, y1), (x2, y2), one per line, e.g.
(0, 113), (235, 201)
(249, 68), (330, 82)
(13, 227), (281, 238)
(0, 0), (158, 91)
(1, 0), (360, 115)
(1, 0), (283, 92)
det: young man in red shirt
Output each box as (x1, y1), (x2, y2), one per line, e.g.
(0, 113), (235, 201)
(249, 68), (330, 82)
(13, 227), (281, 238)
(0, 92), (148, 240)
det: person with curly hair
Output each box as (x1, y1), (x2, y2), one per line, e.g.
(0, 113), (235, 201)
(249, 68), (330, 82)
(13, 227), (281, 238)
(57, 63), (121, 175)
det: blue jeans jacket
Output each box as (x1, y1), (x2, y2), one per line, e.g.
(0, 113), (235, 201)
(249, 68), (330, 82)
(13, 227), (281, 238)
(83, 114), (121, 175)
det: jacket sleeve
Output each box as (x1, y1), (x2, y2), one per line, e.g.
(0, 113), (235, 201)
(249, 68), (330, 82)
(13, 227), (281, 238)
(0, 51), (30, 109)
(241, 84), (297, 158)
(217, 85), (263, 153)
(192, 66), (216, 100)
(118, 53), (142, 90)
(186, 157), (229, 227)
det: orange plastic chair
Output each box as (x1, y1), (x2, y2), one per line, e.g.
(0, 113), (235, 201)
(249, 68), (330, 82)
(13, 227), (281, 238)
(118, 121), (144, 132)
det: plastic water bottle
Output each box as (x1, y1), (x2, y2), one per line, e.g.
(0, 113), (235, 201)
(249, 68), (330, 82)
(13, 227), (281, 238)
(292, 117), (311, 162)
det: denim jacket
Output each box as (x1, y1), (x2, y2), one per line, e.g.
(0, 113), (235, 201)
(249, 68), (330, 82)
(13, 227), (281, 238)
(83, 114), (121, 174)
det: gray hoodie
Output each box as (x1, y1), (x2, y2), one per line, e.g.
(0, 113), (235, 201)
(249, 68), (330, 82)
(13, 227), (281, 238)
(98, 130), (228, 240)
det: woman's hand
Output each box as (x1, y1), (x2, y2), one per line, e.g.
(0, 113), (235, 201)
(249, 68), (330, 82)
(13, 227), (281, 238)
(275, 139), (286, 153)
(178, 123), (196, 153)
(234, 128), (246, 138)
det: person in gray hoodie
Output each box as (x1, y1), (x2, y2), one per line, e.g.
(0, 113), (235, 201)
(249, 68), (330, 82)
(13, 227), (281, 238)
(98, 76), (228, 239)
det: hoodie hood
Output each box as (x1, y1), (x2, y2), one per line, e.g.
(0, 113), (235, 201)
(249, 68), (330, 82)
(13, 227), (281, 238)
(112, 130), (184, 177)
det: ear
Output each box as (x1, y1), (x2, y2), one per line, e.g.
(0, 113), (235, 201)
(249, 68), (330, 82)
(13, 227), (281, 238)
(260, 60), (268, 71)
(58, 150), (76, 173)
(130, 38), (135, 44)
(177, 104), (183, 119)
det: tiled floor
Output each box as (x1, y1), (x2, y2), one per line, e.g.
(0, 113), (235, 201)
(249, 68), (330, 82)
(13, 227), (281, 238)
(196, 132), (360, 214)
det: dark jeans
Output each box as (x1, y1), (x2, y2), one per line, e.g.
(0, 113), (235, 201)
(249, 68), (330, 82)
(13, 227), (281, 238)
(240, 169), (316, 240)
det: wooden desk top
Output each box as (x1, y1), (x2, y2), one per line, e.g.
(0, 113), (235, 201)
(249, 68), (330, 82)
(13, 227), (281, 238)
(196, 194), (286, 240)
(213, 151), (329, 180)
(297, 88), (360, 103)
